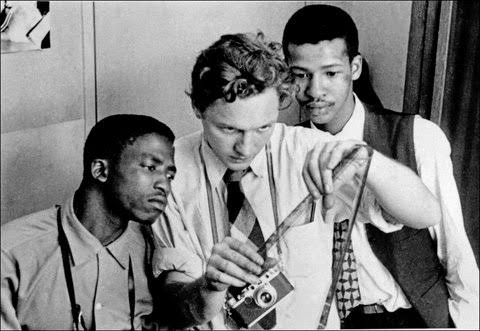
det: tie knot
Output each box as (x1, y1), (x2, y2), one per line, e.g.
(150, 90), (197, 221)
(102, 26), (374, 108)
(223, 168), (249, 183)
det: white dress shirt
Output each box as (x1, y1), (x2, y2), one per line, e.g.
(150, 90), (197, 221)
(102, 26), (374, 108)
(152, 123), (393, 329)
(309, 94), (479, 329)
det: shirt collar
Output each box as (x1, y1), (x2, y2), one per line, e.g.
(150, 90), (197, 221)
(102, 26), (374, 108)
(61, 195), (137, 269)
(248, 143), (267, 178)
(309, 93), (365, 140)
(200, 133), (267, 187)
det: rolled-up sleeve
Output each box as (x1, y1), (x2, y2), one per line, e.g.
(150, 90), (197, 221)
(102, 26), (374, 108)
(1, 250), (22, 330)
(151, 195), (204, 280)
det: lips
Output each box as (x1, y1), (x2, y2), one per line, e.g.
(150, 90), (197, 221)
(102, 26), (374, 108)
(148, 195), (166, 209)
(229, 154), (249, 162)
(306, 101), (333, 109)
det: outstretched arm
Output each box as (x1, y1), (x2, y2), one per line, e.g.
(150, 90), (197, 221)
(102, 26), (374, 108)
(303, 140), (441, 229)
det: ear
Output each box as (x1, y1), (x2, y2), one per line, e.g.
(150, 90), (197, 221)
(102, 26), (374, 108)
(90, 159), (109, 183)
(351, 54), (363, 81)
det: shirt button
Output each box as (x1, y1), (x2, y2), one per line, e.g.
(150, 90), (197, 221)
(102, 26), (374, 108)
(95, 303), (103, 310)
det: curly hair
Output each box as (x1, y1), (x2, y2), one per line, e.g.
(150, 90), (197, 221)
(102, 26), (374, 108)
(187, 31), (294, 114)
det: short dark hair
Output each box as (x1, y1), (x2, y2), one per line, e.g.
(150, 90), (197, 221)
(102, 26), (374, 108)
(83, 114), (175, 179)
(282, 4), (359, 61)
(188, 31), (293, 114)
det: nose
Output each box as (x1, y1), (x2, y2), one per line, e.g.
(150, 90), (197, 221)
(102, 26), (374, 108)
(305, 73), (325, 100)
(234, 131), (255, 157)
(153, 172), (171, 195)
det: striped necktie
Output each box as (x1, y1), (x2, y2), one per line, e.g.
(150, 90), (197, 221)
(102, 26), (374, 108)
(224, 169), (265, 251)
(224, 168), (276, 329)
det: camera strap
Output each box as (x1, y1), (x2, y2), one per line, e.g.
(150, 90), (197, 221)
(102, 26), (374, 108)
(200, 141), (292, 259)
(56, 205), (136, 331)
(317, 146), (373, 329)
(56, 205), (88, 331)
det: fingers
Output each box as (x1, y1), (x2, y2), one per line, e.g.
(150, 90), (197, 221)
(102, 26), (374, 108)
(205, 237), (264, 292)
(205, 265), (247, 290)
(303, 148), (330, 199)
(302, 150), (321, 200)
(322, 194), (335, 210)
(225, 237), (264, 266)
(304, 140), (370, 202)
(303, 142), (335, 199)
(262, 257), (279, 271)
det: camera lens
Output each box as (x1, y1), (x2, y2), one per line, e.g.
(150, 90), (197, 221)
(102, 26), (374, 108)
(254, 284), (277, 308)
(260, 292), (273, 304)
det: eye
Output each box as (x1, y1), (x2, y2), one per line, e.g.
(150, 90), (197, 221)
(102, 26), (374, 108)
(258, 125), (271, 133)
(166, 172), (175, 180)
(326, 71), (338, 78)
(292, 72), (310, 80)
(141, 163), (157, 172)
(222, 127), (236, 134)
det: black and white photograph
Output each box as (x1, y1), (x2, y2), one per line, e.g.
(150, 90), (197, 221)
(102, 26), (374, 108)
(1, 1), (50, 53)
(1, 1), (478, 330)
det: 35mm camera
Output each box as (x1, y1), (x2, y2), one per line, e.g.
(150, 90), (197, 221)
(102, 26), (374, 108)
(225, 265), (294, 328)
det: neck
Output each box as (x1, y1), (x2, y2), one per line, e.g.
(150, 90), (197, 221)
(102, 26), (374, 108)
(73, 184), (128, 246)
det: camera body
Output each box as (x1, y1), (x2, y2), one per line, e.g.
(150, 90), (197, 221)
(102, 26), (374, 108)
(225, 265), (294, 328)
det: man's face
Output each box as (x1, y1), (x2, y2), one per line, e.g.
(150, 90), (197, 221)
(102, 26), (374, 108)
(107, 133), (176, 224)
(287, 38), (362, 134)
(197, 87), (279, 171)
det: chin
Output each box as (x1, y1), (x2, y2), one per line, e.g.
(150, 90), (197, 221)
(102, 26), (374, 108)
(225, 161), (250, 171)
(131, 217), (153, 225)
(132, 211), (163, 224)
(310, 112), (335, 125)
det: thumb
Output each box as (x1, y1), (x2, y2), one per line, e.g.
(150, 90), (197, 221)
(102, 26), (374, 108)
(322, 194), (335, 210)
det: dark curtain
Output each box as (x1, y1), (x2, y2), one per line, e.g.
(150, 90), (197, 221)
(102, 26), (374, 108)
(404, 1), (479, 264)
(439, 1), (479, 264)
(403, 1), (441, 117)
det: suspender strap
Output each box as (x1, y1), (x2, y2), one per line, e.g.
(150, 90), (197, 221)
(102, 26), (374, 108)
(56, 205), (86, 331)
(56, 205), (137, 331)
(317, 145), (373, 329)
(199, 145), (220, 244)
(265, 142), (282, 256)
(128, 256), (136, 331)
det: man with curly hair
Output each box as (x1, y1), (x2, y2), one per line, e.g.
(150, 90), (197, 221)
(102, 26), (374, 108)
(151, 32), (442, 329)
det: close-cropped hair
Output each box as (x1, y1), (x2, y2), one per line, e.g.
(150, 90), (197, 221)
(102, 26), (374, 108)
(188, 31), (293, 114)
(282, 4), (359, 61)
(83, 114), (175, 179)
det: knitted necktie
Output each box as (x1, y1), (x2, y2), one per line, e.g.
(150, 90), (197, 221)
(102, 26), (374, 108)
(333, 219), (362, 322)
(224, 169), (276, 329)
